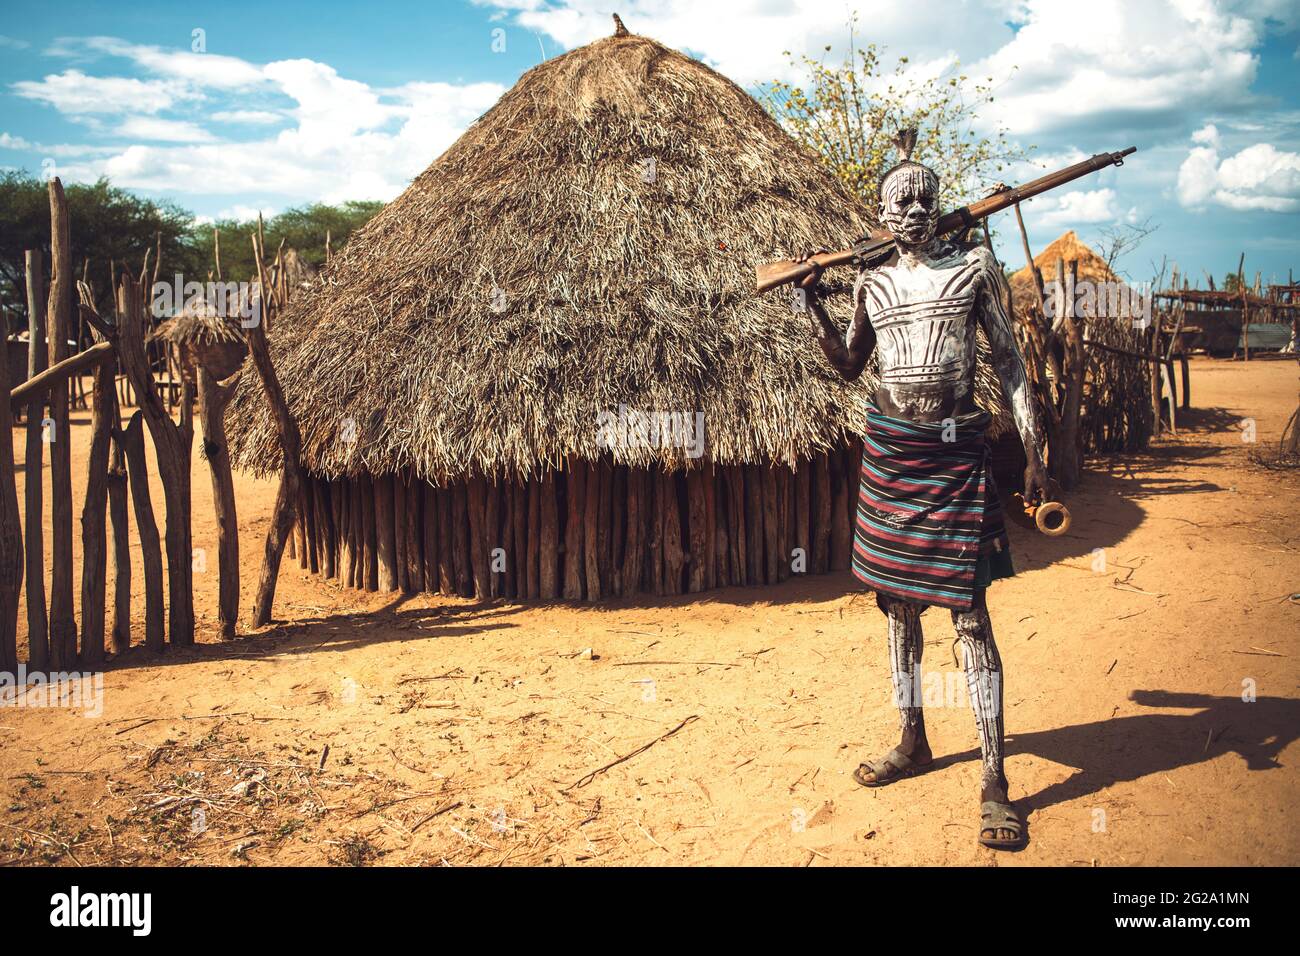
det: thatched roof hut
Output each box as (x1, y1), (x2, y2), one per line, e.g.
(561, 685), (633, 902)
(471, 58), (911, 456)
(154, 303), (247, 383)
(1009, 230), (1153, 453)
(226, 19), (1008, 602)
(1009, 229), (1127, 316)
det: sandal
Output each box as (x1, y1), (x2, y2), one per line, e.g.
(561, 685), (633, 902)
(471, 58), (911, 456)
(852, 747), (933, 788)
(979, 800), (1026, 849)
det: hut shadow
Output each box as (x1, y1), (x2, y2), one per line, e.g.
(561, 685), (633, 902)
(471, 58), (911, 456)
(933, 690), (1296, 817)
(102, 595), (527, 670)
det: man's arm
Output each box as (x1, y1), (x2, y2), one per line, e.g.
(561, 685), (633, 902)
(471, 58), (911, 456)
(797, 252), (875, 381)
(974, 249), (1050, 502)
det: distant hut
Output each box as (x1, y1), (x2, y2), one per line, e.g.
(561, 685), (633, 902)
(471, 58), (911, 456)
(1010, 230), (1153, 454)
(226, 20), (1009, 602)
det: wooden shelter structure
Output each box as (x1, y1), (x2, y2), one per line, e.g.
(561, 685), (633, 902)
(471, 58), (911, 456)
(1009, 230), (1155, 457)
(226, 20), (1011, 602)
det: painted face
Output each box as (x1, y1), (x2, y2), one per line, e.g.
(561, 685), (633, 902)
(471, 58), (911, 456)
(880, 164), (940, 247)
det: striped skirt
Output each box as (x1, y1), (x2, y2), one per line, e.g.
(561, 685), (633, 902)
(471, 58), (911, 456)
(851, 407), (1012, 611)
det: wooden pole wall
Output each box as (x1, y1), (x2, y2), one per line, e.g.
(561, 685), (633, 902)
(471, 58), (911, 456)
(297, 449), (866, 601)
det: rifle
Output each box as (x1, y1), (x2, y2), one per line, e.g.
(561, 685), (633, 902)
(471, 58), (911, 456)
(755, 146), (1137, 293)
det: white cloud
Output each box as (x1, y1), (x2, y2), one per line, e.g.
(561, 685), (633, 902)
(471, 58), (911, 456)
(1032, 187), (1130, 226)
(15, 35), (508, 204)
(476, 0), (1016, 88)
(12, 70), (191, 114)
(0, 34), (30, 50)
(50, 36), (266, 90)
(113, 116), (217, 143)
(1178, 125), (1300, 212)
(210, 109), (284, 125)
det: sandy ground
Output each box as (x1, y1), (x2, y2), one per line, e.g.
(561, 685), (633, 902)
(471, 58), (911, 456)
(2, 356), (1297, 867)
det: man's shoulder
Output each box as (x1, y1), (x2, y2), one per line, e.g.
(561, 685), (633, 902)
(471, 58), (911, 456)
(960, 242), (1000, 272)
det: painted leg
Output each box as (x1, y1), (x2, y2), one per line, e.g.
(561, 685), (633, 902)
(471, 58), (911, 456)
(853, 595), (935, 787)
(882, 594), (929, 759)
(952, 590), (1020, 845)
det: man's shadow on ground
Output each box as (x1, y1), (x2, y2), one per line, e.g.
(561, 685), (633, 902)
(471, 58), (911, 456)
(936, 690), (1295, 816)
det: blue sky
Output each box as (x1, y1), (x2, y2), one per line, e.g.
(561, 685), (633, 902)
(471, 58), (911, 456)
(2, 0), (1298, 287)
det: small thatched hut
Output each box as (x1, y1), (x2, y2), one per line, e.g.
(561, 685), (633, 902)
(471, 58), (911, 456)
(226, 20), (1009, 602)
(154, 304), (247, 383)
(1010, 230), (1153, 453)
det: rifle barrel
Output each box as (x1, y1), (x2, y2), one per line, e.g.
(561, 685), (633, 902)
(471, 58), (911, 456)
(755, 146), (1137, 293)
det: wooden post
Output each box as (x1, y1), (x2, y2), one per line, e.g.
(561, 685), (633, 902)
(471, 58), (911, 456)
(686, 469), (707, 593)
(78, 339), (115, 666)
(23, 250), (49, 669)
(405, 474), (423, 592)
(702, 467), (717, 590)
(374, 474), (397, 592)
(361, 473), (378, 592)
(1056, 260), (1086, 487)
(774, 466), (790, 583)
(713, 470), (730, 587)
(299, 482), (318, 574)
(525, 476), (541, 599)
(794, 459), (811, 576)
(122, 412), (165, 651)
(294, 491), (308, 569)
(333, 477), (347, 583)
(563, 461), (586, 600)
(621, 468), (643, 597)
(596, 461), (612, 595)
(421, 482), (438, 594)
(108, 415), (130, 654)
(812, 454), (831, 574)
(500, 479), (516, 599)
(247, 235), (306, 628)
(483, 478), (500, 598)
(647, 468), (663, 595)
(583, 461), (602, 600)
(393, 472), (410, 591)
(313, 478), (332, 582)
(466, 475), (491, 600)
(538, 471), (558, 599)
(338, 477), (355, 588)
(47, 180), (76, 667)
(759, 466), (779, 584)
(662, 471), (685, 594)
(198, 367), (239, 639)
(610, 466), (626, 596)
(743, 464), (764, 584)
(830, 448), (852, 572)
(439, 486), (456, 596)
(453, 482), (472, 597)
(112, 276), (195, 644)
(0, 346), (21, 675)
(727, 465), (746, 586)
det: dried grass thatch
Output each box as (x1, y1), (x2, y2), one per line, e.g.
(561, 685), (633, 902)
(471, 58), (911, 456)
(225, 25), (1008, 483)
(154, 301), (247, 383)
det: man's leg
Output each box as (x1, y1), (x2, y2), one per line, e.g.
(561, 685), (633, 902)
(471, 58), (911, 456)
(855, 595), (933, 784)
(951, 590), (1020, 844)
(883, 595), (929, 760)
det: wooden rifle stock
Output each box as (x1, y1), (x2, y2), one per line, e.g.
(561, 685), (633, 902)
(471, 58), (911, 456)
(755, 146), (1137, 294)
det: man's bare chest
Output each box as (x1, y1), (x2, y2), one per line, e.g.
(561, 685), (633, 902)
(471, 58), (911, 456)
(860, 254), (983, 387)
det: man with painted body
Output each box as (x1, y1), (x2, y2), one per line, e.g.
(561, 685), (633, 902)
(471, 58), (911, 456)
(798, 143), (1048, 849)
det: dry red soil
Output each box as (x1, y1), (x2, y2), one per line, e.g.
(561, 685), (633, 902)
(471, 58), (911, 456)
(2, 356), (1297, 866)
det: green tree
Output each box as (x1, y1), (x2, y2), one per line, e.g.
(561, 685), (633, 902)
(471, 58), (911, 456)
(0, 171), (202, 327)
(188, 200), (383, 284)
(761, 18), (1028, 212)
